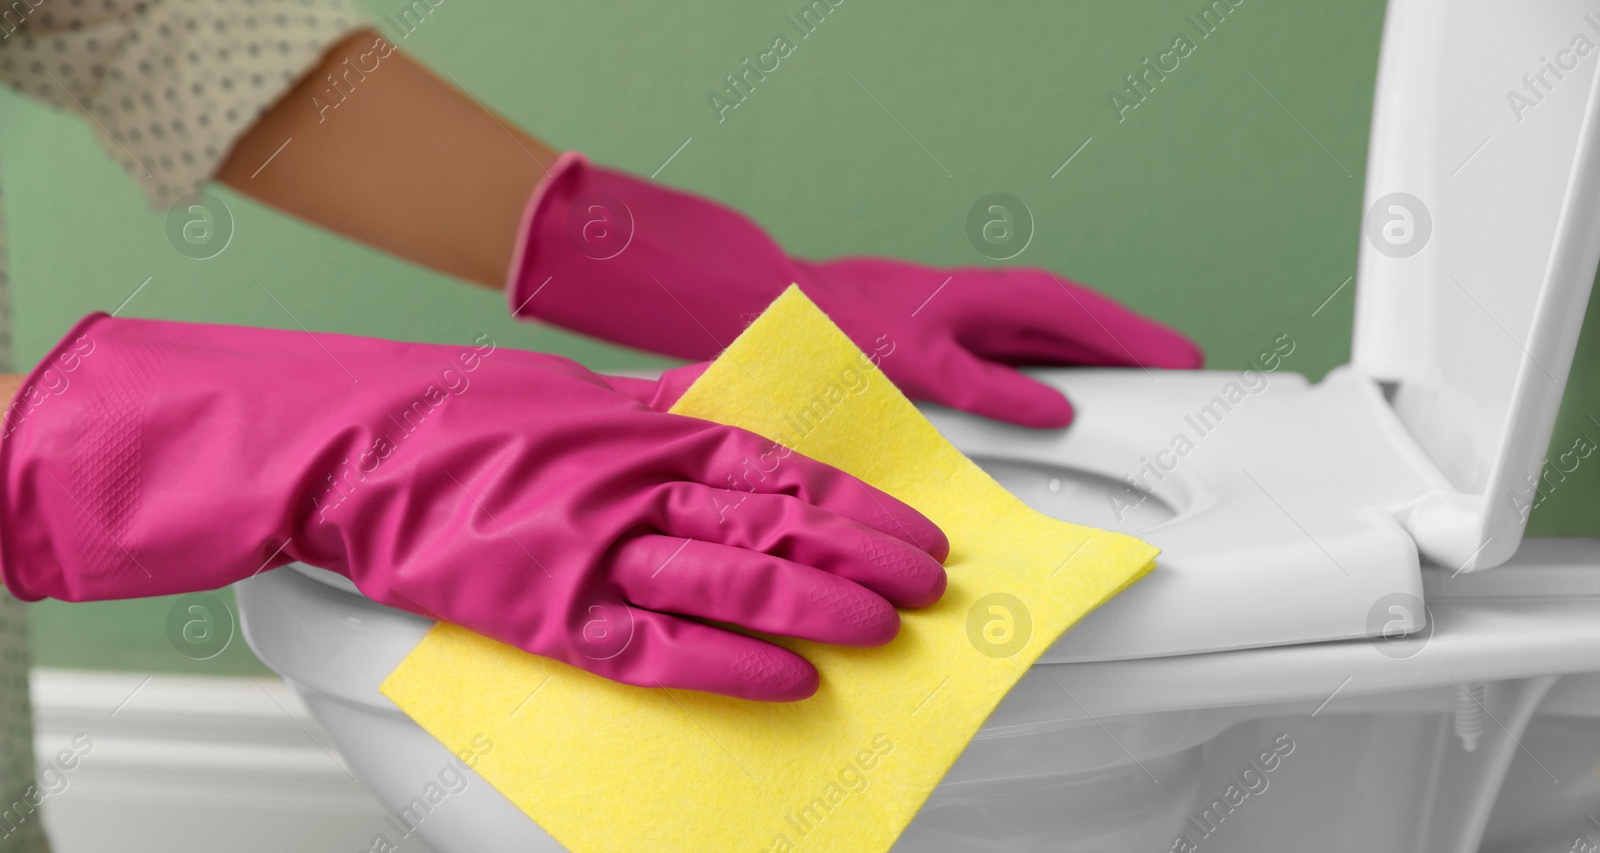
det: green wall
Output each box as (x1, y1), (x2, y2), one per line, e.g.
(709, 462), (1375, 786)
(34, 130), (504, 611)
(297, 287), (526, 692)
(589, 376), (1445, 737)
(1, 0), (1594, 674)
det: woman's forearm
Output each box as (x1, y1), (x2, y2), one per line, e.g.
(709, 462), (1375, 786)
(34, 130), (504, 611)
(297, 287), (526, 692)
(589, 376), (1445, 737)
(0, 375), (17, 407)
(216, 30), (558, 289)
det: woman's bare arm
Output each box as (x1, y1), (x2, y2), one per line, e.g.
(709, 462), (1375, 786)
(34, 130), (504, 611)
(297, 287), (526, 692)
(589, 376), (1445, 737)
(215, 30), (558, 289)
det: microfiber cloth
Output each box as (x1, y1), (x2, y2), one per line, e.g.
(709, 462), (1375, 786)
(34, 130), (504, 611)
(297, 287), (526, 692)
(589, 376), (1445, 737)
(379, 286), (1159, 852)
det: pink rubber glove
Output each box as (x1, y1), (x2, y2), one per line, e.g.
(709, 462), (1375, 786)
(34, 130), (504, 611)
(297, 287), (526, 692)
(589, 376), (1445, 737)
(599, 362), (708, 412)
(506, 152), (1204, 429)
(0, 317), (947, 701)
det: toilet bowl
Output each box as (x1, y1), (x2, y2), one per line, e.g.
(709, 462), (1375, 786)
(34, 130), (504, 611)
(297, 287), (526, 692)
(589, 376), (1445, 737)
(236, 0), (1600, 850)
(237, 506), (1600, 852)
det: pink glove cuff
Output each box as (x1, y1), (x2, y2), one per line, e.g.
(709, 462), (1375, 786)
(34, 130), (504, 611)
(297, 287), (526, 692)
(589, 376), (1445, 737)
(0, 311), (107, 601)
(505, 150), (590, 317)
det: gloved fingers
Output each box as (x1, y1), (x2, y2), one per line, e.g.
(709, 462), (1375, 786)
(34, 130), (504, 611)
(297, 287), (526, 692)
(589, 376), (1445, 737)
(612, 535), (899, 646)
(600, 362), (710, 412)
(931, 350), (1076, 429)
(954, 270), (1204, 370)
(578, 609), (821, 701)
(656, 485), (946, 608)
(697, 432), (950, 560)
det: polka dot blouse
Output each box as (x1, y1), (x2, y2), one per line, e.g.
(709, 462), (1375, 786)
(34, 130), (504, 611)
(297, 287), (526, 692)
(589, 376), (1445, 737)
(0, 0), (371, 205)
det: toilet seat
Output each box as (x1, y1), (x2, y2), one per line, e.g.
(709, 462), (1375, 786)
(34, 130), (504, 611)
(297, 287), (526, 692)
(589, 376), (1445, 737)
(926, 366), (1452, 662)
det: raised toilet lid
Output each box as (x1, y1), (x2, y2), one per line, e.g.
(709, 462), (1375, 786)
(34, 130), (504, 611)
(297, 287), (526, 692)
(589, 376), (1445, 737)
(1351, 0), (1600, 571)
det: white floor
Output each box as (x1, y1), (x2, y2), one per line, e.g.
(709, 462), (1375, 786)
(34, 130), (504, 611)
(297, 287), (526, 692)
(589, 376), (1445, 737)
(30, 669), (428, 853)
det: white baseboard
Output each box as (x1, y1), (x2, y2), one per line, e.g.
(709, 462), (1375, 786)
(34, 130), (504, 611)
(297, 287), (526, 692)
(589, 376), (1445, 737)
(28, 669), (428, 853)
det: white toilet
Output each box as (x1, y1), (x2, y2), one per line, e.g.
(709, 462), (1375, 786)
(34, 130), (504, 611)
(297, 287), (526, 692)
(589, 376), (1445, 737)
(237, 0), (1600, 849)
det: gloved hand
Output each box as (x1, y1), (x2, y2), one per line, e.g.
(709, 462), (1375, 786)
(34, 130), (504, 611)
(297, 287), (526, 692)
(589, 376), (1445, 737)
(506, 152), (1204, 429)
(0, 317), (947, 701)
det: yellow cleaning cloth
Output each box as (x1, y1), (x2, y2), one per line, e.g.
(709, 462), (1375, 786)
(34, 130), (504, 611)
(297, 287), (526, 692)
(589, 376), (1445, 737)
(380, 286), (1158, 852)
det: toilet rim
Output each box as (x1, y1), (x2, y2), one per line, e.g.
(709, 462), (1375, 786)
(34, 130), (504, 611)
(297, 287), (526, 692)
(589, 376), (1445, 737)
(257, 537), (1600, 726)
